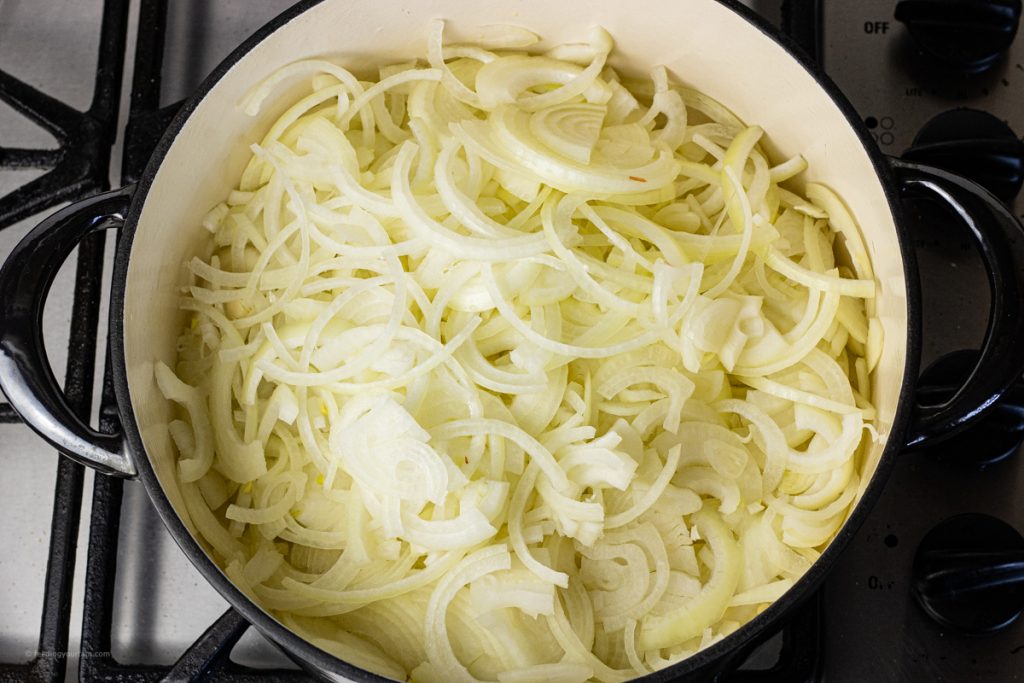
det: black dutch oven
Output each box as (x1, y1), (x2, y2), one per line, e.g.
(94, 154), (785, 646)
(3, 0), (1024, 680)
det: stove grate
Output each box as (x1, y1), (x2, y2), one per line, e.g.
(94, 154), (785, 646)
(0, 1), (128, 681)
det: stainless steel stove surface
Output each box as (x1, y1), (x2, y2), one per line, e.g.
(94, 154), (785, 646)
(1, 1), (1022, 682)
(817, 2), (1024, 681)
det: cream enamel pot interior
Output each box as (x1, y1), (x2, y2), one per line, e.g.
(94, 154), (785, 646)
(4, 0), (1024, 680)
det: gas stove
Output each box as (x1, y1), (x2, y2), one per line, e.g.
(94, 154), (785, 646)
(0, 1), (1022, 681)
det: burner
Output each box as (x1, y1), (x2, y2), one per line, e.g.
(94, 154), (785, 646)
(915, 350), (1024, 466)
(912, 513), (1024, 634)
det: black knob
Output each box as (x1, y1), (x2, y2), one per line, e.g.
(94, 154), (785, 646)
(895, 0), (1022, 72)
(913, 513), (1024, 634)
(903, 109), (1024, 202)
(916, 349), (1024, 466)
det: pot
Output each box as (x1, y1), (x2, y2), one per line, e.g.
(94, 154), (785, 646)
(3, 0), (1024, 680)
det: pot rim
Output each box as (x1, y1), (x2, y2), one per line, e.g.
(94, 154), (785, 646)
(108, 0), (921, 679)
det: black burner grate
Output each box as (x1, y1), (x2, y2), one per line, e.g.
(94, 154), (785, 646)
(0, 1), (129, 681)
(0, 0), (126, 231)
(0, 0), (129, 427)
(1, 2), (828, 681)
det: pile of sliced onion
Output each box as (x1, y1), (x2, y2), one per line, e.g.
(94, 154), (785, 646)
(160, 21), (881, 683)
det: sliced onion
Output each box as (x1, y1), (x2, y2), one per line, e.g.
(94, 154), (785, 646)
(161, 23), (880, 681)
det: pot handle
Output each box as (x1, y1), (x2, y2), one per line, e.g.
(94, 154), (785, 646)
(888, 158), (1024, 450)
(0, 186), (136, 477)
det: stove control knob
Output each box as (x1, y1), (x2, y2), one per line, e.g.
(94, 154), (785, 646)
(912, 513), (1024, 634)
(895, 0), (1022, 72)
(903, 108), (1024, 202)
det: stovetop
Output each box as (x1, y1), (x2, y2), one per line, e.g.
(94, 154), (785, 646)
(817, 2), (1024, 681)
(1, 1), (1022, 681)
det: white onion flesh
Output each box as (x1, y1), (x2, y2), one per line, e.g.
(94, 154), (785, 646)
(161, 22), (882, 683)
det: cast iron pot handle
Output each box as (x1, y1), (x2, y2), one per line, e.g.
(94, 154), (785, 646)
(889, 158), (1024, 450)
(0, 186), (136, 477)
